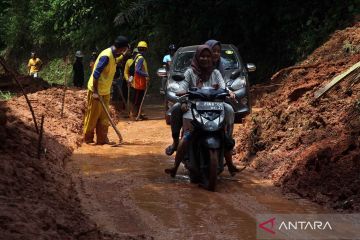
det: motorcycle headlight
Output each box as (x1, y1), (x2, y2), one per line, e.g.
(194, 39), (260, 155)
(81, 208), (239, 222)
(192, 109), (225, 131)
(203, 113), (224, 131)
(229, 77), (246, 91)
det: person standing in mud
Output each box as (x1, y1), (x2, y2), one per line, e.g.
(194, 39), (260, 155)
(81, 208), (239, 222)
(27, 52), (42, 78)
(83, 36), (129, 145)
(129, 41), (149, 120)
(73, 50), (84, 88)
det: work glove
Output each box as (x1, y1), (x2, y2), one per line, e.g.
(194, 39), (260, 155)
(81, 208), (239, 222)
(128, 76), (134, 83)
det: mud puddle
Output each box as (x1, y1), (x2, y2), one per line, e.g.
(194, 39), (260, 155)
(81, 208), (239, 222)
(68, 104), (328, 239)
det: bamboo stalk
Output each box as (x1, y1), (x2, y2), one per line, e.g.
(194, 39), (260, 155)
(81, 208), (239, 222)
(61, 56), (70, 117)
(315, 61), (360, 99)
(37, 115), (44, 159)
(0, 57), (39, 133)
(271, 64), (319, 81)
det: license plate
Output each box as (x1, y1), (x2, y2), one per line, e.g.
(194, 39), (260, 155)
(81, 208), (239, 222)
(196, 102), (224, 111)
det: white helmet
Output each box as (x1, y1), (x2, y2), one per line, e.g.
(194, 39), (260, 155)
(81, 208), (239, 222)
(75, 50), (84, 58)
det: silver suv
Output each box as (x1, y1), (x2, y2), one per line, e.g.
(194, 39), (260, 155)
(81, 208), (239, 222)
(157, 44), (255, 124)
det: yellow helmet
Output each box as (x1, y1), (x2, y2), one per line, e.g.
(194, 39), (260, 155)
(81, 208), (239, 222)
(137, 41), (148, 49)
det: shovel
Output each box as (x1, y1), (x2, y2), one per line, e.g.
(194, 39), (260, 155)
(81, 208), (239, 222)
(115, 84), (130, 114)
(136, 86), (148, 121)
(98, 95), (123, 144)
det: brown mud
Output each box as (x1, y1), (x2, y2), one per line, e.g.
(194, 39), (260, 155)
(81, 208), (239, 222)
(235, 22), (360, 211)
(1, 21), (359, 240)
(69, 104), (328, 240)
(0, 88), (138, 239)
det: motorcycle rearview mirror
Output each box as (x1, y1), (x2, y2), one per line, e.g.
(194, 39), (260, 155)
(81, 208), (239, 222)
(172, 74), (185, 81)
(156, 67), (167, 77)
(230, 69), (241, 80)
(246, 63), (256, 72)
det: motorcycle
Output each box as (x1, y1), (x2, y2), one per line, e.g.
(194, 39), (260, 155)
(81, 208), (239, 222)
(157, 67), (168, 95)
(157, 66), (172, 123)
(177, 87), (233, 191)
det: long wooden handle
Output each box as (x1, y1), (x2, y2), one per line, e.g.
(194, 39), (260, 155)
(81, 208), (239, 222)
(136, 87), (148, 121)
(98, 96), (123, 143)
(116, 84), (130, 113)
(127, 83), (131, 114)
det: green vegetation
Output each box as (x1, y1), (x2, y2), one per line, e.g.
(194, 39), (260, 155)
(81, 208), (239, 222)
(39, 58), (73, 86)
(0, 90), (15, 100)
(0, 0), (359, 84)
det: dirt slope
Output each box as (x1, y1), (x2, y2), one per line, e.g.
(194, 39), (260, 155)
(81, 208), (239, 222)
(0, 87), (139, 239)
(235, 22), (360, 211)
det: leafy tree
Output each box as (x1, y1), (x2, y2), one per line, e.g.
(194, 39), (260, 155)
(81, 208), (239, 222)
(0, 0), (358, 81)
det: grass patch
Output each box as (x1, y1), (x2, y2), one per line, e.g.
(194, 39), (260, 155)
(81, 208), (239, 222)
(343, 40), (360, 55)
(0, 90), (15, 100)
(19, 58), (73, 86)
(40, 58), (73, 86)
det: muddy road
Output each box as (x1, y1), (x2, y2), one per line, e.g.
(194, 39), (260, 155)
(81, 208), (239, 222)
(68, 103), (328, 240)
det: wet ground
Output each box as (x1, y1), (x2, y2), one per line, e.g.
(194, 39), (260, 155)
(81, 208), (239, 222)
(68, 103), (329, 240)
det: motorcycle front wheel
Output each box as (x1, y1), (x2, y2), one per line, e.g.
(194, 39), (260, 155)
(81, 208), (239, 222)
(207, 149), (219, 191)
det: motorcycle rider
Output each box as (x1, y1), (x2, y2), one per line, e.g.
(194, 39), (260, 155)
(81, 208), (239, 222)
(162, 44), (176, 70)
(165, 40), (228, 157)
(164, 45), (239, 177)
(161, 44), (176, 92)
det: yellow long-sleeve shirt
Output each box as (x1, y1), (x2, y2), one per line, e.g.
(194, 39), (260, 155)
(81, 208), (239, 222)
(27, 58), (42, 74)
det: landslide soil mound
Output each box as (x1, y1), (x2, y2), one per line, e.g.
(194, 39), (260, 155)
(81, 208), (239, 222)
(0, 87), (139, 239)
(235, 22), (360, 211)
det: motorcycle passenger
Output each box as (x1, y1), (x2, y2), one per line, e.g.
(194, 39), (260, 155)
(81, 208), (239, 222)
(164, 45), (239, 177)
(205, 39), (236, 145)
(204, 39), (225, 78)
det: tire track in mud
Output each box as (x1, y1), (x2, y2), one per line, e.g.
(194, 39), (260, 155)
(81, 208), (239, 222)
(68, 104), (328, 240)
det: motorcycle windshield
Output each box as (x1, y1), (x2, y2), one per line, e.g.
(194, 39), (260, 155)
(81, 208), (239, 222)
(189, 87), (228, 101)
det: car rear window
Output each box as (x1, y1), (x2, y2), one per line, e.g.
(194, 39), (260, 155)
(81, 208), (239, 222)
(173, 50), (240, 72)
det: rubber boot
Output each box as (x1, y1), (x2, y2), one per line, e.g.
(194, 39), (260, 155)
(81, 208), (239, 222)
(84, 131), (95, 144)
(96, 124), (113, 145)
(225, 151), (239, 176)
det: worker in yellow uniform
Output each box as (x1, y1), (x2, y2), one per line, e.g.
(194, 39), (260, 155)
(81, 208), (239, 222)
(83, 36), (129, 144)
(129, 41), (149, 120)
(27, 52), (42, 78)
